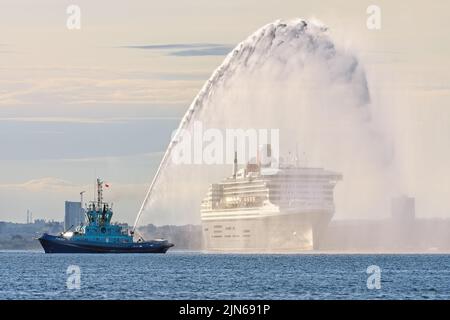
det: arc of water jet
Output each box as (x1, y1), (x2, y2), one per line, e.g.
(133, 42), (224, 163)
(132, 139), (176, 232)
(132, 106), (198, 232)
(133, 18), (330, 231)
(132, 106), (202, 231)
(132, 49), (234, 232)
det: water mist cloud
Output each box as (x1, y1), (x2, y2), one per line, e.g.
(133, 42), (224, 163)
(139, 18), (398, 226)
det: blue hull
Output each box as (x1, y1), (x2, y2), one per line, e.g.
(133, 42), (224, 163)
(38, 233), (173, 254)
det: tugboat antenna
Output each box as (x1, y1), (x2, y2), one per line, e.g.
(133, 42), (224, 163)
(97, 178), (103, 208)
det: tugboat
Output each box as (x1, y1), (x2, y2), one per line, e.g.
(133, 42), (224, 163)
(38, 178), (174, 253)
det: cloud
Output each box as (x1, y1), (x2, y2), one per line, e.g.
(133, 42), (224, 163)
(0, 177), (147, 197)
(169, 46), (232, 57)
(122, 43), (222, 50)
(0, 76), (203, 105)
(122, 43), (234, 57)
(0, 116), (181, 124)
(0, 177), (76, 192)
(0, 66), (212, 105)
(53, 151), (165, 164)
(0, 44), (13, 54)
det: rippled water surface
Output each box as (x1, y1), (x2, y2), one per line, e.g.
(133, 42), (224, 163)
(0, 251), (449, 299)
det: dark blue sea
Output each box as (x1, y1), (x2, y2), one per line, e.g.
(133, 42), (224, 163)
(0, 251), (449, 300)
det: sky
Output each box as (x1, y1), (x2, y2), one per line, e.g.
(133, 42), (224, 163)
(0, 0), (450, 224)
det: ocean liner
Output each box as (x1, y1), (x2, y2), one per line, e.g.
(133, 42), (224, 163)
(200, 146), (342, 252)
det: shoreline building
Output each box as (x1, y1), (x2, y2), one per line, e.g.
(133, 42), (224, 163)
(64, 201), (85, 231)
(391, 196), (415, 222)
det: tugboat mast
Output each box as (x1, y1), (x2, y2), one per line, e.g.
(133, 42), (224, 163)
(97, 178), (103, 208)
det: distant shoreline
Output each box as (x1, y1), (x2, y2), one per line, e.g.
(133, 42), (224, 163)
(1, 249), (450, 255)
(2, 218), (450, 252)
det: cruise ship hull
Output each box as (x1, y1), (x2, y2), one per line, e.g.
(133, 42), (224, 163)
(201, 209), (332, 252)
(38, 233), (173, 254)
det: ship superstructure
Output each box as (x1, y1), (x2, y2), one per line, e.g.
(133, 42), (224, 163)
(201, 146), (342, 252)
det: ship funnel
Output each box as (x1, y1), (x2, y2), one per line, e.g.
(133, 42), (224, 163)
(233, 151), (238, 179)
